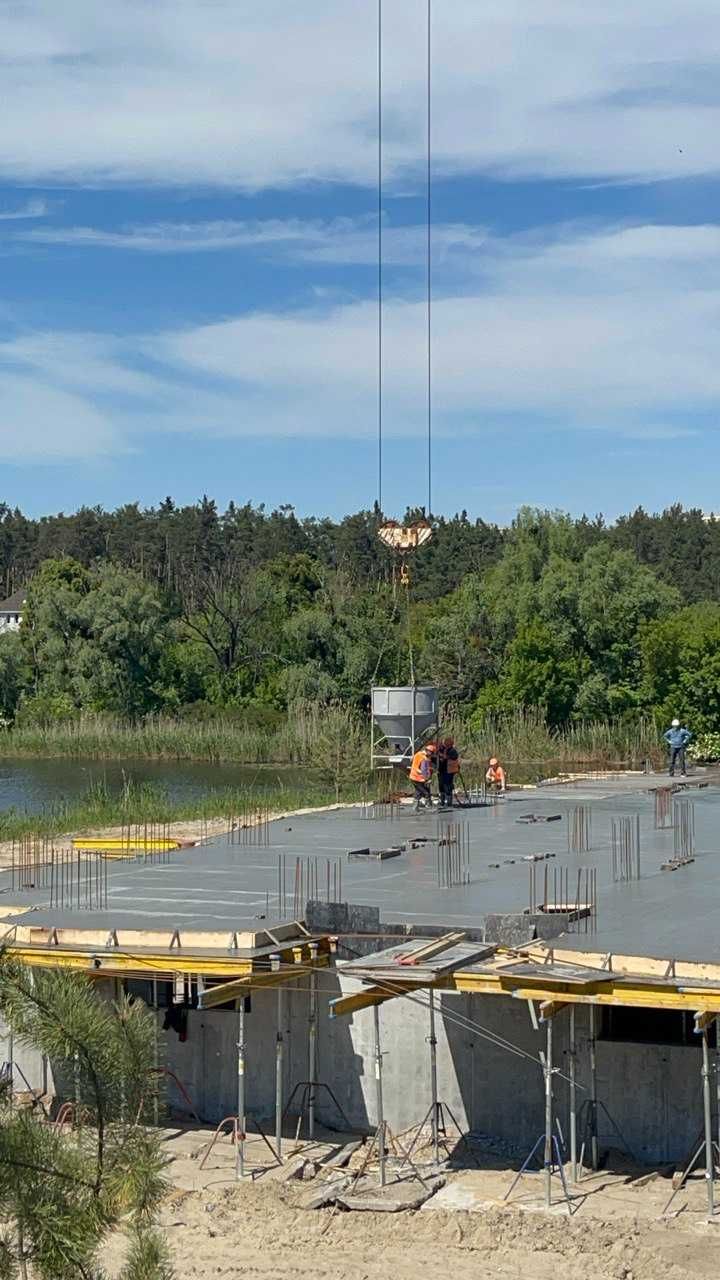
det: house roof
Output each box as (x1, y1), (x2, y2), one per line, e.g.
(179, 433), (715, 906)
(0, 589), (26, 614)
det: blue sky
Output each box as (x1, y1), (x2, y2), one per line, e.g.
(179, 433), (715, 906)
(2, 0), (720, 524)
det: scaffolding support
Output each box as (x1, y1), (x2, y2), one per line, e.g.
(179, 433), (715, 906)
(543, 1018), (553, 1208)
(702, 1026), (715, 1218)
(373, 1003), (386, 1186)
(275, 983), (284, 1161)
(569, 1005), (577, 1183)
(428, 988), (439, 1167)
(308, 942), (319, 1140)
(152, 978), (159, 1128)
(236, 997), (246, 1180)
(588, 1004), (599, 1171)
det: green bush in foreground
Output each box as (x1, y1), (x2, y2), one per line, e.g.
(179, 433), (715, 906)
(0, 959), (172, 1279)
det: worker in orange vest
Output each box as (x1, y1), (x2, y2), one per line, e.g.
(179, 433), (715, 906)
(438, 736), (460, 808)
(485, 756), (507, 795)
(409, 743), (435, 811)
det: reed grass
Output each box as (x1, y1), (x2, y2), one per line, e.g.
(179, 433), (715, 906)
(0, 775), (348, 843)
(0, 704), (664, 770)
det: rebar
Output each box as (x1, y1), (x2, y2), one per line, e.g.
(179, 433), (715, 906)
(276, 854), (343, 920)
(673, 798), (695, 858)
(654, 786), (673, 829)
(48, 849), (108, 911)
(568, 805), (592, 853)
(229, 805), (271, 848)
(436, 821), (470, 888)
(611, 815), (641, 882)
(531, 861), (597, 933)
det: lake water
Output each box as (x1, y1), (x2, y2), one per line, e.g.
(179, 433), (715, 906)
(0, 758), (300, 815)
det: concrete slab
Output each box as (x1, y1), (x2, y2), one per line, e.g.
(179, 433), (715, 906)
(2, 772), (720, 964)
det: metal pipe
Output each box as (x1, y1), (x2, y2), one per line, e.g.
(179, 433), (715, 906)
(712, 1013), (717, 1182)
(544, 1018), (553, 1208)
(428, 988), (439, 1166)
(703, 1027), (715, 1218)
(276, 985), (284, 1160)
(373, 1003), (386, 1186)
(569, 1005), (577, 1183)
(308, 943), (319, 1140)
(152, 978), (159, 1127)
(236, 997), (246, 1180)
(589, 1004), (599, 1171)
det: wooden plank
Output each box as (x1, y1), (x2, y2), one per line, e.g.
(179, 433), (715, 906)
(394, 931), (466, 967)
(330, 980), (431, 1018)
(539, 999), (569, 1021)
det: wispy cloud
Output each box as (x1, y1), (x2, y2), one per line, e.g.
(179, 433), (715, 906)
(0, 198), (49, 221)
(0, 2), (719, 189)
(2, 220), (720, 461)
(18, 216), (488, 265)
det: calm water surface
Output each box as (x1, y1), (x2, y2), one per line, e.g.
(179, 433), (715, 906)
(0, 759), (299, 814)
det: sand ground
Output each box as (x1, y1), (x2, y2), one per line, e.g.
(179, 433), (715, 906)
(102, 1124), (720, 1280)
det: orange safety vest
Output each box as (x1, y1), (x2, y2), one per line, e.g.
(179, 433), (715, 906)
(446, 752), (460, 775)
(409, 750), (429, 782)
(487, 765), (505, 784)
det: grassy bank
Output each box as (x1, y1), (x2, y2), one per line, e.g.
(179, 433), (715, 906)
(0, 706), (665, 770)
(0, 776), (350, 843)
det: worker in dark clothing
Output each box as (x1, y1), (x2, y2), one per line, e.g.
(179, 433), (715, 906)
(664, 718), (692, 777)
(438, 736), (460, 807)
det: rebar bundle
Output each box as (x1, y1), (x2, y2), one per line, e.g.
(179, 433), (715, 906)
(528, 861), (597, 933)
(49, 849), (108, 911)
(611, 815), (641, 882)
(673, 798), (695, 858)
(113, 821), (177, 862)
(276, 853), (343, 920)
(9, 835), (54, 891)
(228, 805), (271, 848)
(436, 822), (470, 888)
(567, 805), (592, 853)
(654, 787), (673, 830)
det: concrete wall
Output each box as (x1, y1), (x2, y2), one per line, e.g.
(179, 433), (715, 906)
(2, 969), (707, 1165)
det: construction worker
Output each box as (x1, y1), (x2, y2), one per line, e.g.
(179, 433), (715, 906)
(664, 718), (692, 778)
(485, 756), (507, 795)
(438, 736), (460, 808)
(409, 743), (434, 811)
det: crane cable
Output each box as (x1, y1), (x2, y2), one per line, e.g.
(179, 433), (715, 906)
(376, 0), (433, 520)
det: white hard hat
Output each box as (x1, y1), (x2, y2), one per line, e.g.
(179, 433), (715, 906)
(671, 718), (680, 727)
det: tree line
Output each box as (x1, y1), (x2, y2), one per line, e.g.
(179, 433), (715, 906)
(0, 499), (718, 734)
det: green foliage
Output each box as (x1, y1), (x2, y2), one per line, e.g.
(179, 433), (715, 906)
(0, 499), (718, 743)
(688, 732), (720, 762)
(639, 602), (720, 730)
(0, 960), (171, 1279)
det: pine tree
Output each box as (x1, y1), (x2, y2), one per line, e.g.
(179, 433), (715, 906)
(0, 960), (173, 1279)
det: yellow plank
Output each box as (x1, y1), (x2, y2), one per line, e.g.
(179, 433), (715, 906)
(507, 986), (720, 1013)
(72, 839), (182, 851)
(539, 1000), (569, 1020)
(199, 960), (327, 1009)
(330, 979), (440, 1019)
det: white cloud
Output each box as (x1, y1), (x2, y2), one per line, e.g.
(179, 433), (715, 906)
(0, 376), (119, 460)
(0, 198), (49, 221)
(2, 219), (719, 461)
(17, 216), (487, 265)
(1, 1), (720, 189)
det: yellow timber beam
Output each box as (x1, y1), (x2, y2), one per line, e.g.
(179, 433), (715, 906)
(508, 986), (720, 1013)
(539, 1000), (569, 1020)
(330, 979), (438, 1019)
(199, 958), (329, 1009)
(4, 943), (329, 982)
(451, 970), (720, 1012)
